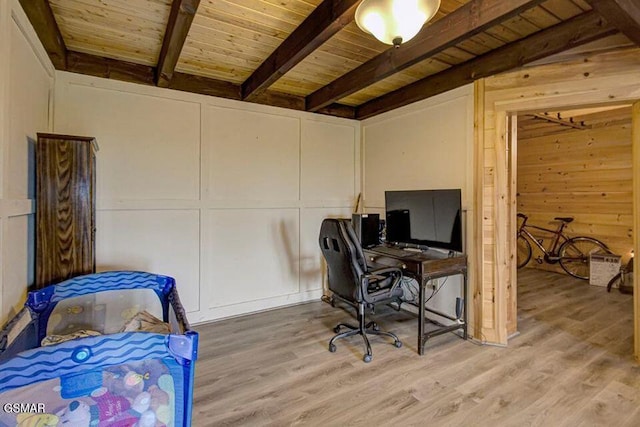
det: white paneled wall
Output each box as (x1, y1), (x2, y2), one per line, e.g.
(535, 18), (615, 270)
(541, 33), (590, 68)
(361, 85), (475, 324)
(204, 106), (300, 202)
(301, 121), (356, 202)
(206, 208), (300, 307)
(0, 0), (54, 325)
(54, 72), (360, 324)
(55, 84), (202, 202)
(363, 86), (474, 209)
(96, 210), (201, 313)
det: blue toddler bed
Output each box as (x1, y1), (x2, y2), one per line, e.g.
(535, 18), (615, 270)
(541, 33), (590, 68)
(0, 271), (198, 427)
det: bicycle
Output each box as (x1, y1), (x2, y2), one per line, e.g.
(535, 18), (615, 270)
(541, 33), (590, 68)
(516, 213), (610, 280)
(607, 254), (634, 294)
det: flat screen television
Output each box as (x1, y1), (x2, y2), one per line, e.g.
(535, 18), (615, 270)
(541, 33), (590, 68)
(385, 189), (462, 252)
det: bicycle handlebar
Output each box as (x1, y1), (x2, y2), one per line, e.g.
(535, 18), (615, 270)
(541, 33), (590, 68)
(517, 213), (527, 219)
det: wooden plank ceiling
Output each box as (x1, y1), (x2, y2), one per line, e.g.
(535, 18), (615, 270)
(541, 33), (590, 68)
(20, 0), (640, 120)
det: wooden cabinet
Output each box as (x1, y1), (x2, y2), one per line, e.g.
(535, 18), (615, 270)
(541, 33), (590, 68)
(35, 133), (97, 288)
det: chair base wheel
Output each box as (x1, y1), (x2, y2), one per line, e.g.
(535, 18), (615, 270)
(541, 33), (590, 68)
(327, 304), (401, 362)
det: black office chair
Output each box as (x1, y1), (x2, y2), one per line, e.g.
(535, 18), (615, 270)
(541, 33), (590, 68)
(318, 218), (403, 363)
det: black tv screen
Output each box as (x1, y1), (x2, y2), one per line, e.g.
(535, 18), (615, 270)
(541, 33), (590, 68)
(385, 189), (462, 252)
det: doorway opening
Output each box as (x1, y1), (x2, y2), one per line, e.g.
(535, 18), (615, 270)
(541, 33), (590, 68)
(513, 104), (635, 355)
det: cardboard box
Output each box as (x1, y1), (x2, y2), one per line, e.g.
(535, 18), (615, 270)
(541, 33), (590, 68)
(590, 253), (621, 287)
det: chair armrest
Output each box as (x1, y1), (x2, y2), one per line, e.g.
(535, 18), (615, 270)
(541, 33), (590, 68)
(368, 266), (403, 277)
(360, 268), (403, 304)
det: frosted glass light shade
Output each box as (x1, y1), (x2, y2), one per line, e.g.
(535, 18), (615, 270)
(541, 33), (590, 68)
(355, 0), (441, 47)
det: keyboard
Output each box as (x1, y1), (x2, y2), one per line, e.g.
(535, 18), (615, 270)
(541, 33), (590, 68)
(370, 246), (412, 258)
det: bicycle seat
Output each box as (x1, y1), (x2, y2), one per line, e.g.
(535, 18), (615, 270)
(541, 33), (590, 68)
(554, 217), (574, 223)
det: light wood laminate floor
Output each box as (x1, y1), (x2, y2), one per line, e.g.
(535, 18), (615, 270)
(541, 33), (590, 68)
(192, 269), (639, 426)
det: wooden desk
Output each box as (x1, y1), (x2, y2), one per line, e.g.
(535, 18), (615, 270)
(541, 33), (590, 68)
(364, 246), (468, 355)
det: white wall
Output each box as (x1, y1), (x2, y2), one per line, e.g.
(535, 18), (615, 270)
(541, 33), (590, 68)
(361, 85), (475, 322)
(53, 72), (359, 323)
(0, 0), (54, 325)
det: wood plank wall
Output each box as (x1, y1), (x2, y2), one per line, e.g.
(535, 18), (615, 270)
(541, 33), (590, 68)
(517, 111), (634, 275)
(476, 47), (640, 345)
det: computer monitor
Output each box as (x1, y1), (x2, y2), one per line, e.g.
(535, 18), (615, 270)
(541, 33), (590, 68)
(385, 189), (462, 252)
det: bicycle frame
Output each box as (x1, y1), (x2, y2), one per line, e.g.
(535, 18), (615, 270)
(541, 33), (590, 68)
(518, 218), (570, 262)
(517, 213), (609, 279)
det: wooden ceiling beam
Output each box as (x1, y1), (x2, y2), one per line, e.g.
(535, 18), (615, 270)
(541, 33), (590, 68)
(169, 72), (241, 100)
(305, 0), (547, 112)
(587, 0), (640, 46)
(65, 51), (355, 119)
(67, 51), (156, 85)
(241, 0), (361, 101)
(18, 0), (67, 69)
(356, 11), (617, 119)
(156, 0), (201, 87)
(175, 73), (356, 118)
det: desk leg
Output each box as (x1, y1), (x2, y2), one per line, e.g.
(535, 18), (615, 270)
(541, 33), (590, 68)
(418, 278), (426, 355)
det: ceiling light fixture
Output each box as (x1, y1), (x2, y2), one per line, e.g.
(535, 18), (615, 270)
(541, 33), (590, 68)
(355, 0), (441, 48)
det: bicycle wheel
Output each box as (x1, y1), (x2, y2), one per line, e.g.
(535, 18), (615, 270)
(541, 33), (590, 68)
(559, 237), (609, 280)
(517, 235), (532, 268)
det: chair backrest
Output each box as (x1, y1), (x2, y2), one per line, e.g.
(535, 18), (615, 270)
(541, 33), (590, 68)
(318, 218), (367, 302)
